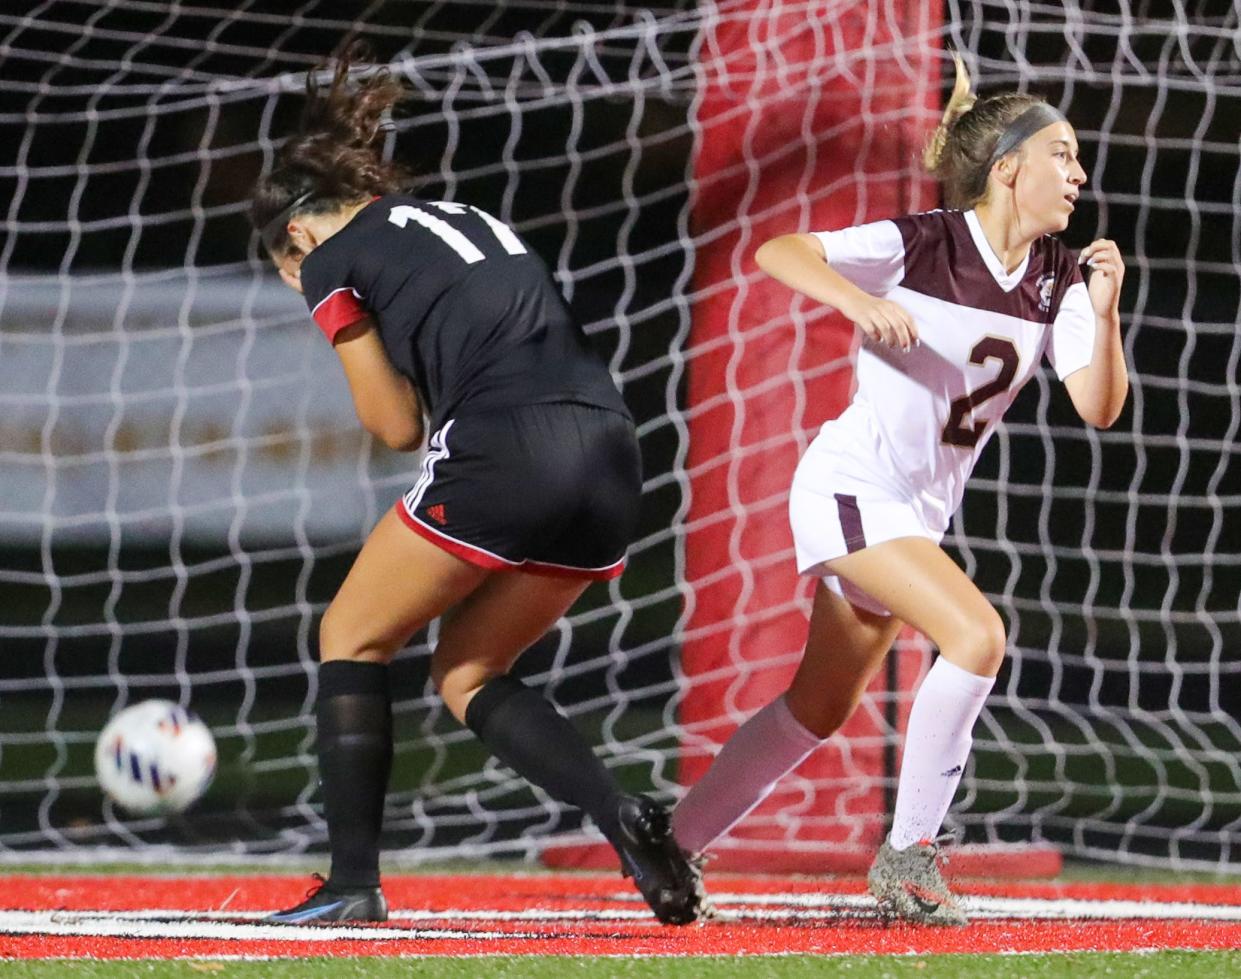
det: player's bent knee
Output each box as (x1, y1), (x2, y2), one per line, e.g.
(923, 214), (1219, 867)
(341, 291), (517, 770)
(941, 609), (1007, 676)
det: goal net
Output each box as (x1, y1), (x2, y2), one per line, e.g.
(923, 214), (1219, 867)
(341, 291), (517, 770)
(1, 0), (1237, 872)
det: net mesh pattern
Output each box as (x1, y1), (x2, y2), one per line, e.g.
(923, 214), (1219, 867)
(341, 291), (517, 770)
(0, 0), (1237, 868)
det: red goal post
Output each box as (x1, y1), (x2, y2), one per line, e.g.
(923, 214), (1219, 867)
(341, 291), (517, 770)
(675, 0), (944, 872)
(548, 0), (1060, 878)
(674, 2), (1058, 875)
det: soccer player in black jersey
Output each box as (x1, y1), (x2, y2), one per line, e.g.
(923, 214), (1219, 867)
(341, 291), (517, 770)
(251, 50), (701, 926)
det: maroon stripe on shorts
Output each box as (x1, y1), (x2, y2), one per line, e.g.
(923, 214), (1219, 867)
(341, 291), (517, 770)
(834, 493), (867, 553)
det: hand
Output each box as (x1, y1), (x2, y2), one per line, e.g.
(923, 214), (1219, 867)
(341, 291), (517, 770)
(1079, 238), (1124, 319)
(273, 250), (305, 295)
(842, 294), (919, 352)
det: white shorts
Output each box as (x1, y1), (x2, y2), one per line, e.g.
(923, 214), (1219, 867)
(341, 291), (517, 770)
(788, 431), (943, 617)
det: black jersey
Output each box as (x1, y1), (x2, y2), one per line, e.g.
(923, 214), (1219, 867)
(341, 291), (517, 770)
(299, 195), (629, 428)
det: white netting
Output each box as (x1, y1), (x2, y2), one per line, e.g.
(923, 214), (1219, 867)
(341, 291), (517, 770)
(942, 3), (1241, 868)
(0, 0), (1237, 870)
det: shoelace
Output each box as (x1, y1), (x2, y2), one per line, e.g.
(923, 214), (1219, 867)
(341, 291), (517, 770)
(929, 833), (955, 868)
(302, 872), (328, 901)
(685, 850), (718, 920)
(916, 833), (956, 861)
(915, 834), (959, 906)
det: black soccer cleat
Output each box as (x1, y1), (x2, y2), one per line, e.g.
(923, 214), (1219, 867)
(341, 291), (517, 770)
(607, 794), (705, 925)
(266, 873), (388, 925)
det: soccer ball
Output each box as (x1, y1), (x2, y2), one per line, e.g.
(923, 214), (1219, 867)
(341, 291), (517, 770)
(94, 700), (216, 815)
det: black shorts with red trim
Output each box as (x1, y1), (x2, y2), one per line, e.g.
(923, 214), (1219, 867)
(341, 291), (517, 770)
(396, 402), (641, 580)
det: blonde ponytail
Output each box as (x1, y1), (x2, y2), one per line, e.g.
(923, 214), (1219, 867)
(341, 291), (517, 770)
(923, 52), (977, 172)
(921, 52), (1047, 209)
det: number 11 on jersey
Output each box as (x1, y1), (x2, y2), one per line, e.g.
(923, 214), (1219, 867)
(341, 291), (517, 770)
(387, 203), (527, 264)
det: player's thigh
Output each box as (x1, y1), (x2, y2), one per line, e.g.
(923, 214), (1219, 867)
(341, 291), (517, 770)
(320, 506), (489, 663)
(823, 536), (1006, 676)
(785, 581), (904, 737)
(430, 571), (590, 721)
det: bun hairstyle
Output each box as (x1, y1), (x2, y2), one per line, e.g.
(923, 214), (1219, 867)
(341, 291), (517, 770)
(923, 52), (1054, 209)
(251, 43), (412, 255)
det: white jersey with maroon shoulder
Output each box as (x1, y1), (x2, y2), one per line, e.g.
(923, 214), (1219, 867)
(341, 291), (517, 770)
(806, 208), (1095, 534)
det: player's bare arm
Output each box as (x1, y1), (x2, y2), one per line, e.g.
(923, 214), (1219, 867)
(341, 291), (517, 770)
(332, 318), (425, 451)
(1063, 237), (1128, 428)
(756, 233), (919, 351)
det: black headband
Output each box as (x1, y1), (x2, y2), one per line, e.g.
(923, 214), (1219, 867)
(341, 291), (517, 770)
(987, 103), (1068, 169)
(259, 190), (315, 252)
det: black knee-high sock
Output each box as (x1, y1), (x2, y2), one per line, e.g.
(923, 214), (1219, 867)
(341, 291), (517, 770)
(464, 674), (624, 841)
(317, 660), (392, 888)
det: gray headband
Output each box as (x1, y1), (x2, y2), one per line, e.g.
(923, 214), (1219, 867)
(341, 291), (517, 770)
(259, 190), (315, 252)
(987, 103), (1068, 168)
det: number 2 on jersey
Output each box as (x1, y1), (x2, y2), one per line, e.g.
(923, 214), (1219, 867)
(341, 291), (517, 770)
(387, 203), (527, 264)
(941, 336), (1020, 448)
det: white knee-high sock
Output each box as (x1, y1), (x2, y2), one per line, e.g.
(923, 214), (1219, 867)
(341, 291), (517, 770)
(672, 696), (823, 855)
(888, 656), (995, 850)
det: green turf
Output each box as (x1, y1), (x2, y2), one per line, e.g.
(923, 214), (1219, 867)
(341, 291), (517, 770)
(3, 953), (1240, 978)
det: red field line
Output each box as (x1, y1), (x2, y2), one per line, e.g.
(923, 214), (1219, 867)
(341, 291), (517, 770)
(2, 873), (1239, 959)
(11, 874), (1241, 911)
(7, 919), (1241, 960)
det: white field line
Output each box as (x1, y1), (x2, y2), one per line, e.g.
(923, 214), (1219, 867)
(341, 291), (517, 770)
(961, 896), (1241, 922)
(0, 911), (543, 942)
(12, 908), (657, 922)
(706, 892), (1241, 922)
(2, 891), (1240, 943)
(0, 908), (839, 940)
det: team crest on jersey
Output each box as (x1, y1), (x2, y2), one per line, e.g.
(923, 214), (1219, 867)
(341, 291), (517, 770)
(1036, 272), (1055, 311)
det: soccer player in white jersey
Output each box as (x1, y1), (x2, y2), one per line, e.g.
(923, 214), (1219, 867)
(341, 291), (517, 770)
(671, 55), (1128, 926)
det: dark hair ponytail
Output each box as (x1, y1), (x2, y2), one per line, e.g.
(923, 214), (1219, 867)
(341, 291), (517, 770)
(251, 44), (411, 254)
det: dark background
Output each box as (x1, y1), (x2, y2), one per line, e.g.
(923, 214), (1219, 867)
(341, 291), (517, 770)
(0, 1), (1237, 863)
